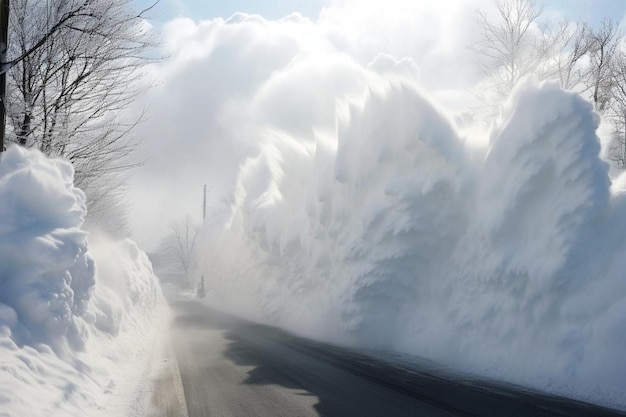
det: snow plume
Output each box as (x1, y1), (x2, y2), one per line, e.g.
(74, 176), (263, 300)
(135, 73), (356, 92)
(199, 74), (626, 409)
(0, 146), (165, 416)
(130, 12), (626, 410)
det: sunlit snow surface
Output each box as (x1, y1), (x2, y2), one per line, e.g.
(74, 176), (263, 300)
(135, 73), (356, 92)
(0, 146), (165, 416)
(199, 78), (626, 409)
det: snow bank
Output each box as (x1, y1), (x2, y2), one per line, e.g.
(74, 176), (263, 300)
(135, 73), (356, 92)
(0, 146), (165, 416)
(199, 77), (626, 409)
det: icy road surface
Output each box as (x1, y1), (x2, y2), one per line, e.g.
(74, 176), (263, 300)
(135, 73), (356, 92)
(167, 301), (625, 417)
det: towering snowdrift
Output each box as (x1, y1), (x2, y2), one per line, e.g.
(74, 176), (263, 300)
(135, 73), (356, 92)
(0, 146), (165, 416)
(200, 78), (626, 409)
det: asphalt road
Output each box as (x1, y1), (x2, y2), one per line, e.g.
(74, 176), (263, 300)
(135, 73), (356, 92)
(169, 300), (625, 417)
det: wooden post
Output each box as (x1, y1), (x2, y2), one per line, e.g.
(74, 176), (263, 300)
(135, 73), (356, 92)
(203, 184), (207, 220)
(0, 0), (9, 153)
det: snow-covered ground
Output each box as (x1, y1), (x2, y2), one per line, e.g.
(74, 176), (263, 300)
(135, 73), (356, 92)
(0, 146), (166, 417)
(197, 75), (626, 410)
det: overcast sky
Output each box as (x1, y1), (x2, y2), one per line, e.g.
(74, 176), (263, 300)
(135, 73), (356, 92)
(128, 0), (626, 250)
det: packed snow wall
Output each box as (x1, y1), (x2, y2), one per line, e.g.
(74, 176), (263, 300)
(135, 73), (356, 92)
(199, 77), (626, 409)
(0, 146), (165, 416)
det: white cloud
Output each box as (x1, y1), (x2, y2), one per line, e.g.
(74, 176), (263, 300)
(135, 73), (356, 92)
(318, 0), (489, 87)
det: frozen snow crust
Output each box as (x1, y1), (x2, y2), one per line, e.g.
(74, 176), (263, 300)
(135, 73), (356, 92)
(0, 146), (164, 416)
(202, 78), (626, 409)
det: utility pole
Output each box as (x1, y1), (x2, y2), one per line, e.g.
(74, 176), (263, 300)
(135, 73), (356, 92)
(0, 0), (9, 153)
(203, 184), (207, 220)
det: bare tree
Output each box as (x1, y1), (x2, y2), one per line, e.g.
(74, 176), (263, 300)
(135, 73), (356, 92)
(550, 22), (590, 90)
(607, 125), (626, 169)
(606, 51), (626, 169)
(582, 18), (622, 113)
(472, 1), (626, 170)
(472, 0), (589, 106)
(159, 216), (199, 289)
(472, 0), (545, 99)
(5, 0), (156, 231)
(82, 175), (131, 238)
(575, 19), (626, 170)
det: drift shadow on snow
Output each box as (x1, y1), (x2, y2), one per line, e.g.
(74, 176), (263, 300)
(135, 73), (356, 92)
(171, 300), (625, 417)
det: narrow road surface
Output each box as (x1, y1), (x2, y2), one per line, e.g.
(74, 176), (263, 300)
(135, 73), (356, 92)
(169, 300), (625, 417)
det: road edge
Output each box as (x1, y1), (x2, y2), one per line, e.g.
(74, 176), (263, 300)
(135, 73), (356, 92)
(148, 331), (189, 417)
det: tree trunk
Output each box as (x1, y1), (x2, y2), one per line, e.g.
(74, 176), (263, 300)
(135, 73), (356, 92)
(623, 112), (626, 169)
(17, 112), (30, 146)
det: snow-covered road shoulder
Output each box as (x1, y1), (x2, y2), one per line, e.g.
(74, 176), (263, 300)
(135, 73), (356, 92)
(0, 146), (167, 417)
